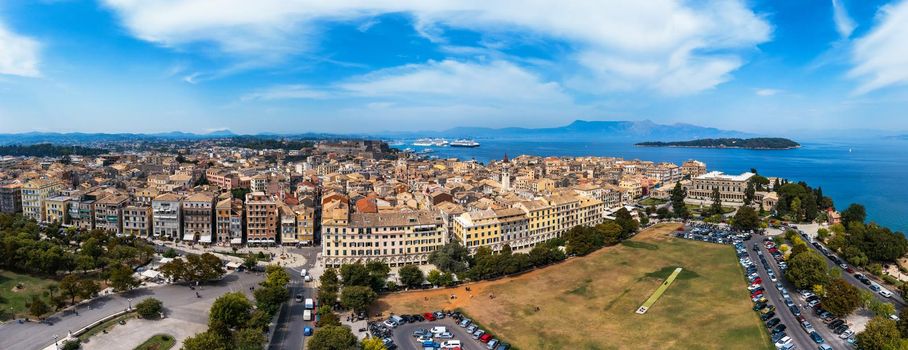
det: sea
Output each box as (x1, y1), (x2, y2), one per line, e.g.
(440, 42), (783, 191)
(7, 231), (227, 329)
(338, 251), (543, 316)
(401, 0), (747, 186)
(397, 138), (908, 233)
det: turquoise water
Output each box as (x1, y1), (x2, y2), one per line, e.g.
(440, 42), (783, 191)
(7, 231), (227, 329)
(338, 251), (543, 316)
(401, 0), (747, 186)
(404, 139), (908, 233)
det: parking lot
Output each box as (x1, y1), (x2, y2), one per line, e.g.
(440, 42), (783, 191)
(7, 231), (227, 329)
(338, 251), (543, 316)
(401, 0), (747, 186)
(676, 223), (753, 244)
(371, 311), (512, 350)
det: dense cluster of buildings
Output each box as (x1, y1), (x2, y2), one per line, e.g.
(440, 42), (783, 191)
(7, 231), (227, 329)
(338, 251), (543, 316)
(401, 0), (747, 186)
(0, 139), (784, 267)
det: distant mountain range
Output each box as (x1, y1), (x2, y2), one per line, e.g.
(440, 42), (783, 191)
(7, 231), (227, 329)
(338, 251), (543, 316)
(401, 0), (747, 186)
(0, 120), (754, 145)
(378, 120), (753, 141)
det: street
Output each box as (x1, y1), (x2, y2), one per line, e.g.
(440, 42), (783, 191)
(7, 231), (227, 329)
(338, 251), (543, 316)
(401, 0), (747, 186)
(268, 246), (320, 350)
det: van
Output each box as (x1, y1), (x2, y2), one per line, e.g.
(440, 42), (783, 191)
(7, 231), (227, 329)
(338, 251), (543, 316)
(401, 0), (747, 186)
(441, 340), (461, 349)
(303, 310), (312, 321)
(390, 315), (404, 325)
(300, 269), (308, 277)
(304, 298), (314, 309)
(430, 326), (447, 334)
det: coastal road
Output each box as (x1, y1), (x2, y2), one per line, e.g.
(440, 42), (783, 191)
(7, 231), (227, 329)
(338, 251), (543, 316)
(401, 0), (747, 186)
(744, 239), (815, 349)
(268, 246), (320, 350)
(0, 272), (263, 350)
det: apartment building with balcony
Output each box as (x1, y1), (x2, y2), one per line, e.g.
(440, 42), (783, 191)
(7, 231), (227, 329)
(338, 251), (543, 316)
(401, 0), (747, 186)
(0, 183), (22, 214)
(182, 192), (215, 243)
(123, 203), (152, 237)
(245, 192), (278, 244)
(94, 193), (128, 234)
(21, 179), (63, 222)
(322, 211), (446, 267)
(216, 198), (244, 245)
(152, 193), (183, 239)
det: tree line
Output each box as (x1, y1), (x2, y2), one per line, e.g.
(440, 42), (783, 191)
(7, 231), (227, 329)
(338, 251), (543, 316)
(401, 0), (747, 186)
(0, 143), (108, 157)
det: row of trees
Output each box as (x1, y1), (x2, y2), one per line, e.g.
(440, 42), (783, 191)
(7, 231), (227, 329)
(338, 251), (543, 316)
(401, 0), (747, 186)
(183, 265), (290, 350)
(0, 214), (155, 276)
(158, 253), (226, 284)
(773, 181), (833, 223)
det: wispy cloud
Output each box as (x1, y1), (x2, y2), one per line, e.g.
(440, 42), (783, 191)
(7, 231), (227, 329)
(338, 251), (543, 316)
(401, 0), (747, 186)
(241, 84), (331, 101)
(832, 0), (856, 38)
(756, 88), (781, 96)
(848, 0), (908, 94)
(100, 0), (770, 96)
(0, 20), (41, 77)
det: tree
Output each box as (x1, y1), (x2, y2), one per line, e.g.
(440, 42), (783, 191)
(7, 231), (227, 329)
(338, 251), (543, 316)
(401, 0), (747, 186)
(398, 265), (425, 289)
(597, 221), (624, 245)
(428, 242), (470, 274)
(262, 265), (290, 288)
(162, 248), (178, 258)
(307, 326), (358, 350)
(159, 258), (189, 282)
(744, 182), (756, 205)
(27, 294), (50, 318)
(867, 298), (897, 318)
(340, 285), (377, 314)
(614, 208), (639, 238)
(857, 317), (902, 350)
(135, 298), (163, 319)
(339, 263), (372, 287)
(823, 278), (862, 317)
(253, 285), (289, 316)
(361, 337), (388, 350)
(365, 261), (390, 292)
(182, 331), (227, 350)
(319, 268), (339, 306)
(317, 305), (341, 327)
(670, 182), (689, 219)
(243, 254), (258, 269)
(789, 197), (802, 222)
(232, 328), (265, 350)
(426, 269), (443, 286)
(842, 203), (867, 227)
(60, 274), (82, 305)
(78, 279), (100, 301)
(109, 264), (140, 292)
(732, 206), (760, 231)
(897, 307), (908, 338)
(209, 292), (253, 330)
(785, 250), (830, 290)
(709, 187), (723, 217)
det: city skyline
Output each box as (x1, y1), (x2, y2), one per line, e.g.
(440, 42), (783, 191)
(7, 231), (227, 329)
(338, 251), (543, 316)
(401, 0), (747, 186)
(2, 0), (908, 134)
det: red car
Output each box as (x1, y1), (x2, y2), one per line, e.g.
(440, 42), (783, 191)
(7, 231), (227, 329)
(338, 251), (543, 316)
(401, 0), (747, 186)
(752, 277), (762, 284)
(846, 267), (855, 273)
(423, 312), (436, 321)
(751, 291), (764, 298)
(479, 334), (493, 343)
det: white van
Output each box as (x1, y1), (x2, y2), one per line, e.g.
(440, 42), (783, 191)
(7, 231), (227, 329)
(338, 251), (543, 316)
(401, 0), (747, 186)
(304, 298), (314, 309)
(430, 326), (447, 334)
(303, 310), (312, 321)
(441, 340), (461, 349)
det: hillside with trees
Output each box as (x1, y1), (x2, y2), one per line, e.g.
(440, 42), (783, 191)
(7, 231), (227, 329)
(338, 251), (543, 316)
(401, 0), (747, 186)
(635, 138), (800, 149)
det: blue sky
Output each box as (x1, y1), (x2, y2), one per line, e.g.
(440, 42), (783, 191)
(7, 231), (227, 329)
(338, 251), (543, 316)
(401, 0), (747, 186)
(1, 0), (907, 134)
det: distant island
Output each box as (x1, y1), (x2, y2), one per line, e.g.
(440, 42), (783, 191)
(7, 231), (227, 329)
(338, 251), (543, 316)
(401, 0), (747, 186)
(635, 138), (800, 150)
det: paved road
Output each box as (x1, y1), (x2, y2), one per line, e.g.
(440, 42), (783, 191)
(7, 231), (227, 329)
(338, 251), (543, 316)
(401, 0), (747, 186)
(393, 318), (491, 350)
(744, 239), (816, 349)
(268, 246), (320, 350)
(0, 272), (263, 350)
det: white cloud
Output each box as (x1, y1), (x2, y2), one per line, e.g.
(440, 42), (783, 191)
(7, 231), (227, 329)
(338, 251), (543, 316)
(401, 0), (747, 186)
(755, 88), (781, 97)
(339, 60), (570, 103)
(832, 0), (856, 38)
(0, 21), (41, 77)
(244, 60), (570, 104)
(101, 0), (770, 96)
(755, 88), (781, 96)
(241, 84), (331, 101)
(849, 0), (908, 94)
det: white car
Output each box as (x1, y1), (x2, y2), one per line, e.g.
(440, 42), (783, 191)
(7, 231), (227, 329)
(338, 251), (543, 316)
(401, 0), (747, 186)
(840, 329), (855, 339)
(880, 289), (893, 298)
(440, 340), (461, 349)
(430, 326), (447, 334)
(890, 314), (901, 321)
(773, 336), (791, 349)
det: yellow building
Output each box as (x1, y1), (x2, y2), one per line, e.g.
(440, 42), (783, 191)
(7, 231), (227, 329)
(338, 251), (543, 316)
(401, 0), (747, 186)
(44, 195), (71, 225)
(322, 211), (446, 267)
(21, 179), (64, 223)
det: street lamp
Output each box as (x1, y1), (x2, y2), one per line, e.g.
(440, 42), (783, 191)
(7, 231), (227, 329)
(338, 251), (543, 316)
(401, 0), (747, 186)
(53, 334), (59, 350)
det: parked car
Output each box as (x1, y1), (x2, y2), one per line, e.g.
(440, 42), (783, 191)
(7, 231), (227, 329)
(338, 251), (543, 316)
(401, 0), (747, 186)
(473, 329), (485, 339)
(435, 332), (454, 339)
(880, 289), (894, 298)
(761, 311), (776, 321)
(828, 320), (844, 329)
(772, 324), (787, 334)
(459, 319), (472, 327)
(487, 339), (500, 349)
(303, 327), (313, 336)
(424, 312), (437, 321)
(840, 330), (855, 339)
(810, 331), (825, 344)
(480, 334), (493, 343)
(766, 318), (781, 328)
(430, 326), (447, 334)
(495, 343), (511, 350)
(413, 329), (430, 337)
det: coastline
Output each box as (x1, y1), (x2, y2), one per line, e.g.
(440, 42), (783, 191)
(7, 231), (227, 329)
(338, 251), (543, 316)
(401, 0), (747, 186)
(633, 144), (802, 150)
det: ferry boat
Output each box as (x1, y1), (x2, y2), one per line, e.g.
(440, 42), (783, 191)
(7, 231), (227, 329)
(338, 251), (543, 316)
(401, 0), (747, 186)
(412, 138), (433, 146)
(450, 139), (480, 148)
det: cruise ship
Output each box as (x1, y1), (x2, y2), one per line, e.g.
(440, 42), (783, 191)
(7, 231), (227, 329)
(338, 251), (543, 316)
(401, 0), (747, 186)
(450, 139), (480, 148)
(412, 138), (449, 147)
